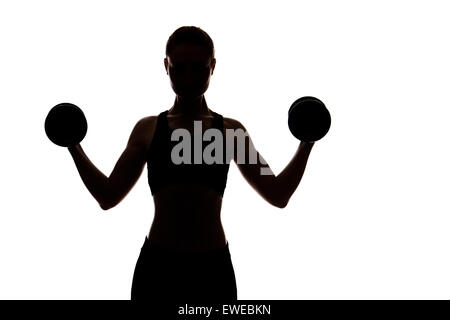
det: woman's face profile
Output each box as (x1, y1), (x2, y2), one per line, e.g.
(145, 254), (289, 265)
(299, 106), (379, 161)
(164, 43), (216, 99)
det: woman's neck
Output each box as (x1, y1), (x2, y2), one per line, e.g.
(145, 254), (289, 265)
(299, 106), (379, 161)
(169, 95), (211, 117)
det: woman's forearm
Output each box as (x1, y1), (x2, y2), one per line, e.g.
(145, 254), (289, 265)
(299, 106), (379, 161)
(67, 144), (111, 209)
(275, 141), (314, 206)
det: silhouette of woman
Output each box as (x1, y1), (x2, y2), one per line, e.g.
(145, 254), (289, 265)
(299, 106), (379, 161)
(67, 26), (315, 303)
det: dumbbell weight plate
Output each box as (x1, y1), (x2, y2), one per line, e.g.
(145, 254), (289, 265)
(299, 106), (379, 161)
(45, 102), (88, 147)
(288, 96), (331, 142)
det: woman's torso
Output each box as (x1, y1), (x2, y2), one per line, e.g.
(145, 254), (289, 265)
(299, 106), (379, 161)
(141, 110), (231, 252)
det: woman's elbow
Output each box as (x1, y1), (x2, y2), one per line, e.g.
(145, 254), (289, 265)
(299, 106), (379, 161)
(275, 198), (288, 209)
(100, 202), (113, 211)
(99, 188), (121, 211)
(99, 197), (117, 211)
(269, 194), (289, 209)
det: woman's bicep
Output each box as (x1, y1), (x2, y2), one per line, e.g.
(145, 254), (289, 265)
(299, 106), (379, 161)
(234, 152), (279, 206)
(229, 119), (283, 208)
(106, 119), (149, 208)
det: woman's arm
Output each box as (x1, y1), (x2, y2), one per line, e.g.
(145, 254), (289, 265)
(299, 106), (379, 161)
(275, 141), (314, 207)
(68, 144), (111, 209)
(226, 118), (314, 209)
(67, 117), (152, 210)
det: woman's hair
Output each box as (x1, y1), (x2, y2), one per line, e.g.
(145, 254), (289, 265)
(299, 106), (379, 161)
(165, 26), (215, 63)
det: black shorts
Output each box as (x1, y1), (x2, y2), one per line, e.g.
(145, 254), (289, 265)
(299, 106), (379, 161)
(131, 237), (238, 303)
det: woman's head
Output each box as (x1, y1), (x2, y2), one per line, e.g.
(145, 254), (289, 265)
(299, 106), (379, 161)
(165, 26), (215, 64)
(164, 26), (216, 99)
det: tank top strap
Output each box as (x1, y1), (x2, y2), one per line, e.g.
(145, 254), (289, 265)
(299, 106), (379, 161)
(156, 110), (169, 133)
(212, 111), (224, 132)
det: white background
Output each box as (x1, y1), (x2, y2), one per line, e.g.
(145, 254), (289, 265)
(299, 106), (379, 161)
(1, 0), (449, 299)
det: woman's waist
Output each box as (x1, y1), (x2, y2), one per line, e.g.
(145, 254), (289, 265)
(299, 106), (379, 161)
(143, 234), (229, 256)
(152, 183), (224, 205)
(147, 217), (227, 251)
(153, 196), (223, 224)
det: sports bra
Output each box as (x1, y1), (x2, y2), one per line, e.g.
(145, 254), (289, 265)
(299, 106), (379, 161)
(146, 110), (230, 196)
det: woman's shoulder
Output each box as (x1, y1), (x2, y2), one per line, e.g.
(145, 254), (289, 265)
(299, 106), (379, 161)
(222, 116), (246, 131)
(141, 115), (158, 124)
(129, 115), (159, 152)
(133, 115), (158, 133)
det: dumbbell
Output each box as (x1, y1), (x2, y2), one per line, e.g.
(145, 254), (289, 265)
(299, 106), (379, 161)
(288, 96), (331, 142)
(45, 102), (88, 147)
